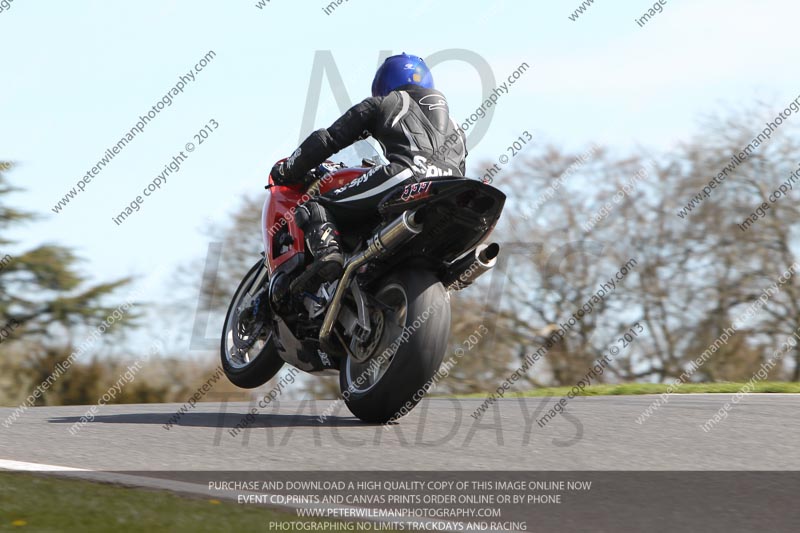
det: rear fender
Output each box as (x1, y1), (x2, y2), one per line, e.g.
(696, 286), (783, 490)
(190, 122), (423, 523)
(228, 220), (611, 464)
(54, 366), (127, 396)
(378, 178), (506, 216)
(377, 178), (506, 264)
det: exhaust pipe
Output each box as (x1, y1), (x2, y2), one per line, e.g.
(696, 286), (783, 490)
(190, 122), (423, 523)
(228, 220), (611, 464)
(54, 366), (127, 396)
(441, 242), (500, 290)
(319, 210), (422, 352)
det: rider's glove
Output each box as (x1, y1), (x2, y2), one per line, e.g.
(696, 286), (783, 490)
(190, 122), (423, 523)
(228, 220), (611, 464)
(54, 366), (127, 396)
(271, 162), (292, 185)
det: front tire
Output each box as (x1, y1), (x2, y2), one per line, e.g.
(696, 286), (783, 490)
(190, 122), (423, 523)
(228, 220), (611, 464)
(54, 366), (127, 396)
(221, 260), (284, 388)
(339, 270), (450, 423)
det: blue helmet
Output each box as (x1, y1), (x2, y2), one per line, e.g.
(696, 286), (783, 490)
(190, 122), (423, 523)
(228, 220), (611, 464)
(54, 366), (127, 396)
(371, 53), (434, 97)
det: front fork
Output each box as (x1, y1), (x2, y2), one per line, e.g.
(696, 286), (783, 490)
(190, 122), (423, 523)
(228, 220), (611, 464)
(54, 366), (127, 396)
(248, 260), (270, 299)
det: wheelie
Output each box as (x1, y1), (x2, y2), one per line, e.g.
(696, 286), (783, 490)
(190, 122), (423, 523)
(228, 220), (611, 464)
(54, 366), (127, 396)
(221, 53), (505, 422)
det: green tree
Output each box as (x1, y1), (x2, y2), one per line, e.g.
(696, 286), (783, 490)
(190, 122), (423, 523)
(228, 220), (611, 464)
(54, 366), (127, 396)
(0, 163), (131, 335)
(0, 161), (134, 404)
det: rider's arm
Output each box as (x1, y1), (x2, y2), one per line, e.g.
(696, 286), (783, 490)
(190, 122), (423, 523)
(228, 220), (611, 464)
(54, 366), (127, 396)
(274, 97), (381, 184)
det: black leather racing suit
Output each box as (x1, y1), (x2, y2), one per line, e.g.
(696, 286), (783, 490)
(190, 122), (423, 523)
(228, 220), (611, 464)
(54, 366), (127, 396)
(277, 84), (468, 211)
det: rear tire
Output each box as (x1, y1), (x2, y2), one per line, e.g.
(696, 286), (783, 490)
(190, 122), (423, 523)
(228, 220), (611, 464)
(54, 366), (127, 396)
(339, 270), (450, 423)
(221, 260), (284, 389)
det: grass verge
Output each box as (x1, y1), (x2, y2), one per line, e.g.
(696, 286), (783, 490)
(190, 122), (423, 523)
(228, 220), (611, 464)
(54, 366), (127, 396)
(450, 381), (800, 398)
(0, 472), (363, 533)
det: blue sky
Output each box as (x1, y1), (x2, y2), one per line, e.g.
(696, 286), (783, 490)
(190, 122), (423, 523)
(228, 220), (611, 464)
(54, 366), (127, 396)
(1, 0), (798, 353)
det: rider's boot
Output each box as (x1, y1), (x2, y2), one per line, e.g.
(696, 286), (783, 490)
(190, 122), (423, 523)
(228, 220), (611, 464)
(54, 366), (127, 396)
(290, 201), (343, 295)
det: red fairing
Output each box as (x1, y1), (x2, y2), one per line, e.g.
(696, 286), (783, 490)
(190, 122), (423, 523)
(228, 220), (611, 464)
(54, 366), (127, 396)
(262, 163), (369, 273)
(317, 167), (369, 196)
(262, 164), (306, 273)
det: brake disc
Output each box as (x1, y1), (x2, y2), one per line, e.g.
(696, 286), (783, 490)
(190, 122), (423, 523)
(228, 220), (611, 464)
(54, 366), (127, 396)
(232, 295), (267, 351)
(350, 309), (385, 363)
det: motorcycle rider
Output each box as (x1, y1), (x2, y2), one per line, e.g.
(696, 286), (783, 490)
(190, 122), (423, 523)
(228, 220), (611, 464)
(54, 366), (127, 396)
(271, 53), (468, 294)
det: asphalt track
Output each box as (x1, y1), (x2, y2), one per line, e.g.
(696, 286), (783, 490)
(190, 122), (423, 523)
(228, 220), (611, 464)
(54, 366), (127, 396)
(2, 395), (799, 470)
(2, 395), (799, 532)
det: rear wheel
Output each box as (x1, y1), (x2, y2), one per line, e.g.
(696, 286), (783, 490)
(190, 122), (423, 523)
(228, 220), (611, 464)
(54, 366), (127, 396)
(221, 260), (284, 388)
(339, 270), (450, 423)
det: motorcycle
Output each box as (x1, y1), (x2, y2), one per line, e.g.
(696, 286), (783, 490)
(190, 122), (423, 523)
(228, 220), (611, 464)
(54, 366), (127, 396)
(220, 139), (505, 423)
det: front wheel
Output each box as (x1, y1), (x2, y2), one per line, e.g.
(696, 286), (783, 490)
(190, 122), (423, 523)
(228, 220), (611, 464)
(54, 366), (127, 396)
(221, 260), (284, 388)
(339, 270), (451, 423)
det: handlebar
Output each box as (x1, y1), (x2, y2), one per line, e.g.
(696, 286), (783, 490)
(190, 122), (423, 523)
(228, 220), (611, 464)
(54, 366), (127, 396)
(266, 160), (348, 189)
